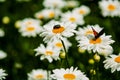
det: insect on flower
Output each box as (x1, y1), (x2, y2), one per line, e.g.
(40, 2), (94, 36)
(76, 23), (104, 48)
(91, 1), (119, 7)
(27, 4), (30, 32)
(53, 24), (61, 29)
(52, 24), (65, 34)
(91, 27), (104, 40)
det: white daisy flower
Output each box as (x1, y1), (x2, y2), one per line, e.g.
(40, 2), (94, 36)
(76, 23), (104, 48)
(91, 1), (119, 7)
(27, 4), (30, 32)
(0, 29), (5, 37)
(76, 24), (102, 40)
(65, 0), (79, 8)
(77, 25), (115, 54)
(34, 44), (60, 63)
(0, 50), (7, 59)
(78, 34), (114, 54)
(51, 67), (89, 80)
(28, 69), (49, 80)
(99, 0), (120, 17)
(0, 69), (7, 80)
(60, 11), (84, 25)
(47, 37), (72, 52)
(103, 54), (120, 73)
(97, 45), (113, 57)
(73, 5), (90, 16)
(43, 0), (66, 9)
(19, 18), (42, 37)
(34, 11), (44, 20)
(40, 20), (77, 43)
(34, 8), (61, 20)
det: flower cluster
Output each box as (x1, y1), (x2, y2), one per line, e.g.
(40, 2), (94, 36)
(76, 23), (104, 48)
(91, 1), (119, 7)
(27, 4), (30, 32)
(1, 0), (119, 80)
(28, 67), (89, 80)
(21, 0), (120, 79)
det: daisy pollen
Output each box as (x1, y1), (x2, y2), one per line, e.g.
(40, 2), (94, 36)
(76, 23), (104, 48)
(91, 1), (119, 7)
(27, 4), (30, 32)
(69, 17), (76, 22)
(55, 42), (63, 48)
(45, 50), (53, 56)
(26, 26), (35, 32)
(114, 56), (120, 63)
(107, 4), (116, 11)
(89, 38), (102, 44)
(63, 73), (76, 80)
(49, 11), (55, 18)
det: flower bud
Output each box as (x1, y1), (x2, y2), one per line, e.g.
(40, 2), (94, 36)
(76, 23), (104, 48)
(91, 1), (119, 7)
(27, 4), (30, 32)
(88, 59), (95, 64)
(78, 47), (85, 53)
(14, 20), (21, 28)
(60, 51), (66, 59)
(2, 16), (10, 24)
(94, 54), (100, 62)
(90, 69), (96, 75)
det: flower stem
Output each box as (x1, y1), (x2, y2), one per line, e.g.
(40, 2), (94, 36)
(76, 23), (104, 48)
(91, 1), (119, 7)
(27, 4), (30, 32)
(61, 39), (70, 68)
(47, 70), (49, 80)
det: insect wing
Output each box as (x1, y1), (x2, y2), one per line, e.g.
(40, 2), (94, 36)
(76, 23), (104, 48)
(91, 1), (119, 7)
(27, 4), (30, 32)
(95, 28), (104, 39)
(91, 27), (104, 39)
(91, 27), (98, 37)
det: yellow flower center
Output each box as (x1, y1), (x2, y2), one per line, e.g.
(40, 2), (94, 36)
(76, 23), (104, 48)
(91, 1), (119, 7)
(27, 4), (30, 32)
(35, 74), (44, 79)
(45, 51), (53, 56)
(49, 12), (55, 18)
(52, 25), (65, 34)
(53, 2), (57, 7)
(26, 21), (32, 25)
(89, 38), (102, 44)
(63, 73), (76, 80)
(69, 17), (76, 22)
(38, 14), (44, 19)
(108, 4), (116, 11)
(85, 30), (93, 36)
(26, 26), (35, 32)
(114, 56), (120, 63)
(55, 42), (63, 48)
(79, 10), (85, 14)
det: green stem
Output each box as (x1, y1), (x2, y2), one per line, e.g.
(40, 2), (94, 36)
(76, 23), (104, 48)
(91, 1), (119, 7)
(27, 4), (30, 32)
(90, 52), (100, 80)
(47, 70), (49, 80)
(93, 53), (100, 80)
(60, 58), (64, 68)
(61, 39), (70, 68)
(96, 62), (99, 80)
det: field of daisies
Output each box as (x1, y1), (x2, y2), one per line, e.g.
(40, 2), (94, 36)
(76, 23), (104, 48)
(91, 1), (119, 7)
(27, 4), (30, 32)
(0, 0), (120, 80)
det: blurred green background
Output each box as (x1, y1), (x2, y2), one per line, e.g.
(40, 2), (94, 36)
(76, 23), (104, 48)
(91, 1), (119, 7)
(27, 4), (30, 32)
(0, 0), (120, 80)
